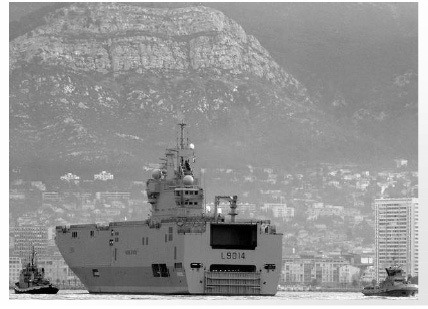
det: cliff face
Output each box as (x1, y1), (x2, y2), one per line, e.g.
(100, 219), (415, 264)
(10, 3), (306, 100)
(9, 3), (402, 179)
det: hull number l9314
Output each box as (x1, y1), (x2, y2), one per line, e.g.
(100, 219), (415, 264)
(221, 252), (245, 259)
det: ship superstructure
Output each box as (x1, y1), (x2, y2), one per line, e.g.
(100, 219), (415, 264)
(55, 122), (282, 295)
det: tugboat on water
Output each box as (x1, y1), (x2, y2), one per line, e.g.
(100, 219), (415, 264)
(14, 247), (59, 294)
(362, 265), (418, 297)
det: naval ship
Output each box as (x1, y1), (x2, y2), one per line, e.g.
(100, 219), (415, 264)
(55, 122), (283, 295)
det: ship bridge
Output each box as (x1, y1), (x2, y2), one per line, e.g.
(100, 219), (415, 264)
(146, 121), (204, 219)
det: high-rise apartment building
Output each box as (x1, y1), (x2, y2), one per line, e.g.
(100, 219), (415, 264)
(374, 198), (418, 283)
(12, 225), (49, 262)
(9, 256), (23, 285)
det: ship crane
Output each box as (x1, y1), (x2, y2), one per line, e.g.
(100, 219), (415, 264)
(214, 195), (238, 223)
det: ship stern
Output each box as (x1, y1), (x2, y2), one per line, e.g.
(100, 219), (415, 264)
(181, 221), (282, 295)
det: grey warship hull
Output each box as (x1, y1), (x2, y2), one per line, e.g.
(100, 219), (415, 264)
(56, 219), (282, 295)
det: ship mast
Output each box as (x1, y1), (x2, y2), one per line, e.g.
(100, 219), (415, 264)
(178, 120), (187, 150)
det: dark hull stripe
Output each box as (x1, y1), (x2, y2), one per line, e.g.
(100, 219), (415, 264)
(14, 286), (59, 294)
(363, 288), (418, 297)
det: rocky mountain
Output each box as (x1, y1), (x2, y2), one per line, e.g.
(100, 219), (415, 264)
(208, 2), (418, 161)
(9, 2), (417, 181)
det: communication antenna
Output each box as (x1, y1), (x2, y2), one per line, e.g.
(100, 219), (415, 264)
(177, 121), (187, 149)
(202, 168), (206, 213)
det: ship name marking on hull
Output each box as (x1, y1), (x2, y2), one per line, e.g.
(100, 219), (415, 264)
(221, 252), (246, 260)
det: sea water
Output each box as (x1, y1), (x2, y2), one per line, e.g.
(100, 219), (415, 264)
(9, 289), (419, 303)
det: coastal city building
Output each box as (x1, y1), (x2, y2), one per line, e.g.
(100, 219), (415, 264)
(12, 225), (49, 261)
(262, 203), (295, 219)
(339, 265), (361, 286)
(38, 256), (83, 288)
(9, 256), (23, 286)
(94, 171), (114, 181)
(360, 266), (376, 285)
(95, 191), (130, 201)
(374, 198), (418, 283)
(60, 173), (80, 184)
(282, 257), (352, 287)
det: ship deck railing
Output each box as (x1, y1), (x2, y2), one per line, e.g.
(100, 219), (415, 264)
(55, 217), (280, 234)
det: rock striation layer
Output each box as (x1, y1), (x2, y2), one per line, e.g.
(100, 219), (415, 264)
(10, 3), (307, 101)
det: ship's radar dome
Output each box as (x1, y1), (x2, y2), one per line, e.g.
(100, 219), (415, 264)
(183, 175), (194, 185)
(189, 143), (195, 149)
(152, 169), (161, 179)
